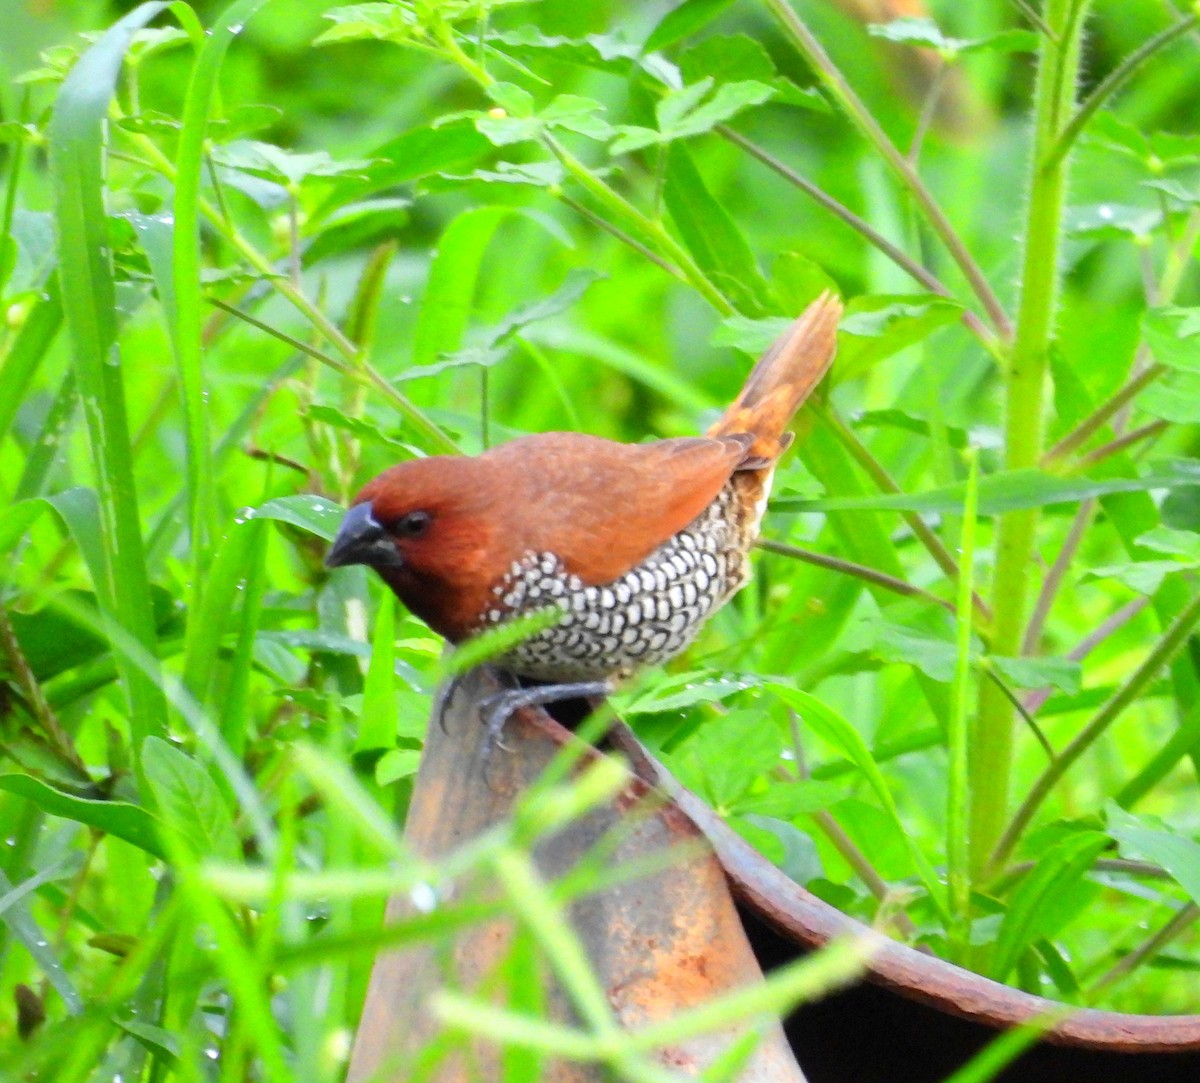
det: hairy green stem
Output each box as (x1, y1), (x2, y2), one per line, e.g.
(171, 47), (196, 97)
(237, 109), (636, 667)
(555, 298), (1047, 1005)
(1045, 11), (1200, 170)
(972, 0), (1091, 878)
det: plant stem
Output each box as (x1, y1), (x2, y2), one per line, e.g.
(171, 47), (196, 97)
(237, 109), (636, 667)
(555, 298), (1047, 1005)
(971, 0), (1091, 879)
(1044, 11), (1200, 171)
(1043, 363), (1165, 464)
(761, 0), (1011, 338)
(756, 538), (955, 614)
(819, 406), (993, 625)
(990, 590), (1200, 873)
(1089, 902), (1200, 994)
(947, 451), (979, 958)
(717, 126), (996, 350)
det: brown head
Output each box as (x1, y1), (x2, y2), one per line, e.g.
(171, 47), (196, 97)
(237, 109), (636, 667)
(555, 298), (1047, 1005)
(325, 455), (507, 641)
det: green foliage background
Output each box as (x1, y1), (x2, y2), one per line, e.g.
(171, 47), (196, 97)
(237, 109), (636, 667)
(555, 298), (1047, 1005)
(1, 0), (1200, 1079)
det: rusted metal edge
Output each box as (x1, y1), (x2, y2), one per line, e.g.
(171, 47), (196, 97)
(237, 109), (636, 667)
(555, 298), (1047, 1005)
(605, 720), (1200, 1055)
(347, 667), (807, 1082)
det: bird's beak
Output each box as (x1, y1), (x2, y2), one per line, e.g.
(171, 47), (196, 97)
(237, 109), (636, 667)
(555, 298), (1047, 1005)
(325, 503), (404, 569)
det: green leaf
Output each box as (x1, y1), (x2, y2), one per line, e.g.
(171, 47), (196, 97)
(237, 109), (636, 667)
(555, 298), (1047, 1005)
(403, 267), (601, 380)
(0, 774), (165, 858)
(673, 709), (782, 810)
(375, 748), (422, 785)
(412, 205), (568, 370)
(836, 294), (963, 377)
(736, 779), (842, 819)
(316, 3), (421, 46)
(645, 0), (735, 52)
(475, 93), (611, 146)
(610, 79), (775, 154)
(1143, 306), (1200, 372)
(1143, 178), (1200, 207)
(1137, 370), (1200, 422)
(48, 0), (170, 763)
(1108, 804), (1200, 906)
(989, 656), (1082, 696)
(213, 140), (375, 188)
(989, 832), (1108, 981)
(357, 597), (398, 754)
(774, 462), (1200, 516)
(486, 81), (535, 117)
(766, 683), (949, 920)
(1065, 203), (1161, 239)
(255, 494), (346, 542)
(306, 404), (412, 450)
(867, 16), (1036, 58)
(1136, 525), (1200, 559)
(663, 143), (770, 316)
(679, 34), (825, 111)
(1083, 560), (1197, 595)
(141, 737), (239, 863)
(619, 671), (759, 714)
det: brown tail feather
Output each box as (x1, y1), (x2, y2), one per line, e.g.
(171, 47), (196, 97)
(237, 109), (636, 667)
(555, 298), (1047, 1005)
(707, 291), (842, 461)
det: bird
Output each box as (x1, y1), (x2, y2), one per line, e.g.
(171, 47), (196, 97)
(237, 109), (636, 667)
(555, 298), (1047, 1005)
(326, 292), (842, 750)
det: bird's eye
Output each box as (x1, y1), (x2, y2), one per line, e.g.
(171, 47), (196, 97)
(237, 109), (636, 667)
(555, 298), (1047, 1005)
(393, 510), (432, 538)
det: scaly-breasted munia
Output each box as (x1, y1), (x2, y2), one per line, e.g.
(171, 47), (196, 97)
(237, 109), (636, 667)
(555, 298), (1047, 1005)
(327, 292), (842, 742)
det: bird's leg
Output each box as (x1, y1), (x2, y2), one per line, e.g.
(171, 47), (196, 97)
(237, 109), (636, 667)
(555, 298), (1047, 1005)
(477, 680), (612, 761)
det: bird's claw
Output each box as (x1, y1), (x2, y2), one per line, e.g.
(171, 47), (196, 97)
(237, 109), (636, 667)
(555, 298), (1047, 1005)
(475, 680), (613, 769)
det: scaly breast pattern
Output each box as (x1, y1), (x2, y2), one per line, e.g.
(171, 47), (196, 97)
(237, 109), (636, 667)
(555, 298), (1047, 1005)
(482, 484), (757, 682)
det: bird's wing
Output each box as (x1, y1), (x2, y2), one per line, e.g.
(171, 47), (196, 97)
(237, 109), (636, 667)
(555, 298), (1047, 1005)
(490, 432), (751, 585)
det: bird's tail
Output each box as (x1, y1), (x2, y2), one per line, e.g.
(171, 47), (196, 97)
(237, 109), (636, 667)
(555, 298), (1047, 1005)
(707, 291), (842, 462)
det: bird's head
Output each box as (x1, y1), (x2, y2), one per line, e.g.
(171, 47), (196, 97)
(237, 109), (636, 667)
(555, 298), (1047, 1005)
(324, 456), (504, 640)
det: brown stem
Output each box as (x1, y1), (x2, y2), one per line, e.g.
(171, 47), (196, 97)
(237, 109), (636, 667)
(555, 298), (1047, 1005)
(1089, 902), (1200, 995)
(756, 538), (954, 614)
(0, 600), (87, 776)
(719, 126), (996, 351)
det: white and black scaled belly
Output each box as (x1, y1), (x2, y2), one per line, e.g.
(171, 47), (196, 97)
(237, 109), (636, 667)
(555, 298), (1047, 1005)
(482, 488), (749, 682)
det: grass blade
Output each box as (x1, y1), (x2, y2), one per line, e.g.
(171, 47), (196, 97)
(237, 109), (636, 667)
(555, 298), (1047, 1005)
(48, 2), (172, 779)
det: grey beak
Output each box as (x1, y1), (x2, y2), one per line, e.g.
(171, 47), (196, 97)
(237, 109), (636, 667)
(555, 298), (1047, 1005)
(325, 503), (404, 569)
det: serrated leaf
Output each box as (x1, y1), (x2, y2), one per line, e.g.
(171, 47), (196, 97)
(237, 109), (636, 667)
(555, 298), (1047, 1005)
(1065, 203), (1161, 239)
(610, 79), (775, 154)
(316, 3), (421, 46)
(1083, 560), (1197, 595)
(214, 139), (375, 188)
(867, 16), (1036, 57)
(1143, 178), (1200, 206)
(306, 404), (412, 450)
(1143, 306), (1200, 372)
(836, 295), (963, 376)
(1138, 370), (1200, 422)
(141, 738), (239, 863)
(1136, 525), (1200, 559)
(990, 656), (1081, 696)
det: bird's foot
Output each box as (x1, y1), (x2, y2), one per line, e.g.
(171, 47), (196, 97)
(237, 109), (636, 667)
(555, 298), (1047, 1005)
(477, 680), (612, 764)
